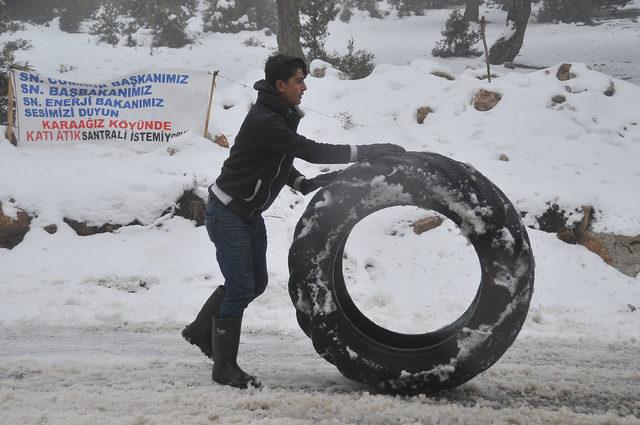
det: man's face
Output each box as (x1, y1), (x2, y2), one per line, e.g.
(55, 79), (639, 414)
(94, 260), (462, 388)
(276, 68), (307, 106)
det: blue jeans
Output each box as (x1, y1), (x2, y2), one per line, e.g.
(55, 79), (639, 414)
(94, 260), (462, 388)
(205, 196), (268, 319)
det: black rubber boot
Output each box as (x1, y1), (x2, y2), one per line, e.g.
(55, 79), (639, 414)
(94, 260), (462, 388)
(211, 317), (261, 389)
(181, 285), (225, 359)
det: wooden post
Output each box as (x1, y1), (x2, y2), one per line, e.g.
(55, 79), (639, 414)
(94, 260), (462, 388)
(6, 71), (16, 146)
(203, 70), (219, 141)
(480, 16), (491, 83)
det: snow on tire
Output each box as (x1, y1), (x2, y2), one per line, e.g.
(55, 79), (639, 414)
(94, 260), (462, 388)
(288, 151), (535, 395)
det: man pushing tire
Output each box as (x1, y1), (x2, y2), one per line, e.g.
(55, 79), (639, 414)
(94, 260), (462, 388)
(182, 54), (404, 389)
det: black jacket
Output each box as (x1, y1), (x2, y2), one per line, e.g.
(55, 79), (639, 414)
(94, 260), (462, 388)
(211, 80), (353, 220)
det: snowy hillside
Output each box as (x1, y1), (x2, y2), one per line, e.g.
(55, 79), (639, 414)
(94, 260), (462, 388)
(1, 4), (639, 424)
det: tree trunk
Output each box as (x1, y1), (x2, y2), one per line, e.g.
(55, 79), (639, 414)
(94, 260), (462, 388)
(464, 0), (480, 22)
(488, 0), (531, 65)
(276, 0), (306, 61)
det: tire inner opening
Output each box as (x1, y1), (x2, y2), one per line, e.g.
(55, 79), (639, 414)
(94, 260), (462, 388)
(334, 205), (481, 348)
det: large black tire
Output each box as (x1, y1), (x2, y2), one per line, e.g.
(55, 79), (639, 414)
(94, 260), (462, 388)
(288, 151), (535, 395)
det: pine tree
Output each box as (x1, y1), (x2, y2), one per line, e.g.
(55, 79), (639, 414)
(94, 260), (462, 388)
(0, 0), (24, 34)
(464, 0), (480, 22)
(536, 0), (559, 23)
(0, 0), (8, 33)
(338, 0), (382, 22)
(537, 0), (593, 23)
(123, 24), (137, 47)
(4, 0), (58, 25)
(152, 5), (193, 48)
(118, 0), (154, 26)
(90, 1), (122, 46)
(538, 0), (632, 23)
(250, 0), (278, 32)
(0, 1), (25, 41)
(300, 0), (339, 61)
(325, 37), (375, 79)
(432, 9), (482, 58)
(389, 0), (430, 17)
(203, 0), (277, 33)
(593, 0), (631, 13)
(58, 0), (100, 33)
(119, 0), (196, 48)
(204, 0), (250, 33)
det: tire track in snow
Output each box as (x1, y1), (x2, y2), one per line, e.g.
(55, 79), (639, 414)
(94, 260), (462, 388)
(1, 326), (638, 425)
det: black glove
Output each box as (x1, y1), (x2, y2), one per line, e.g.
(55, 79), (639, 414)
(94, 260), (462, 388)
(299, 171), (341, 195)
(356, 143), (405, 161)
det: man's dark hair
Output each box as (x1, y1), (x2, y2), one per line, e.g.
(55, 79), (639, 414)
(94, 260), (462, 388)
(264, 54), (308, 87)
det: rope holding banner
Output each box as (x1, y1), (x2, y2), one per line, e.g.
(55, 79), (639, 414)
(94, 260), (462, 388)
(216, 72), (352, 127)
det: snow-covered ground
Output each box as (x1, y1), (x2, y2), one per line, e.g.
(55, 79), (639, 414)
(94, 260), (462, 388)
(1, 4), (639, 424)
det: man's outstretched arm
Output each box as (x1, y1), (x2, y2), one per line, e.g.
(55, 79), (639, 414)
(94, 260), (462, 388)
(263, 116), (404, 164)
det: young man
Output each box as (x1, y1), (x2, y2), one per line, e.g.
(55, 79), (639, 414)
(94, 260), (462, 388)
(182, 54), (404, 389)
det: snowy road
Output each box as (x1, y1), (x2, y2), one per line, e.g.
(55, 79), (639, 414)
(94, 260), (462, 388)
(1, 326), (638, 425)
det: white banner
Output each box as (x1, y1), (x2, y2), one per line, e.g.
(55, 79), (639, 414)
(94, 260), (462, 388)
(10, 68), (212, 144)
